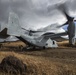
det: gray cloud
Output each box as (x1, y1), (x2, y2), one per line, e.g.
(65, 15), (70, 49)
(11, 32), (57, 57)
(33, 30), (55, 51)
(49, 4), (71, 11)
(0, 0), (76, 30)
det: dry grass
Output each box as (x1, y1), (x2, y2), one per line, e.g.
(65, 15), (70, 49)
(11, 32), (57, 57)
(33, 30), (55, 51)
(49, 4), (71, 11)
(0, 41), (76, 75)
(58, 41), (69, 48)
(1, 41), (25, 47)
(0, 51), (76, 75)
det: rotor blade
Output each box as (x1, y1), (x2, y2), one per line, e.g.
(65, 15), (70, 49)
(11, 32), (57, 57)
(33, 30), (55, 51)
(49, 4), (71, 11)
(57, 3), (74, 21)
(22, 28), (43, 33)
(29, 30), (43, 33)
(57, 19), (76, 28)
(22, 28), (30, 31)
(57, 21), (68, 28)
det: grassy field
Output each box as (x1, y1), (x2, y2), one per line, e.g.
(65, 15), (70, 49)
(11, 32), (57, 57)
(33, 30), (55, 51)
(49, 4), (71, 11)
(0, 41), (76, 75)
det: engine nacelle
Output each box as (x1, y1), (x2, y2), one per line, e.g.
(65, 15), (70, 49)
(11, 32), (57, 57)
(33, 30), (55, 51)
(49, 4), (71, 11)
(68, 21), (75, 45)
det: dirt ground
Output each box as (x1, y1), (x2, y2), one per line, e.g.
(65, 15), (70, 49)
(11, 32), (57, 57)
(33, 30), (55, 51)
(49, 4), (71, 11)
(0, 41), (76, 75)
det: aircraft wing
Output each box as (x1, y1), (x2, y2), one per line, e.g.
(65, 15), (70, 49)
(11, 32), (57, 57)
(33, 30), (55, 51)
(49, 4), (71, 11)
(42, 31), (68, 39)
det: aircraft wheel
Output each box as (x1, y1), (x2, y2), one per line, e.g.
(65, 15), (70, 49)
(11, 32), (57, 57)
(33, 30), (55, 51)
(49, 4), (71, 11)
(43, 46), (46, 49)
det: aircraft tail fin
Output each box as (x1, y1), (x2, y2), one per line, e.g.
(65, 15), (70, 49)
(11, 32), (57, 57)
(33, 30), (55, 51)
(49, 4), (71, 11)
(7, 12), (22, 36)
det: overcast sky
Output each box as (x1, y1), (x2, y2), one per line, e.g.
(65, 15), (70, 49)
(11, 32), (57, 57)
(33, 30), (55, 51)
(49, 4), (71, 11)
(0, 0), (76, 30)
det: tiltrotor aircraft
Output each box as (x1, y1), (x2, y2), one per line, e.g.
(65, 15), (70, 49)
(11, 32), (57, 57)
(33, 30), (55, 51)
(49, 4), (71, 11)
(6, 13), (69, 49)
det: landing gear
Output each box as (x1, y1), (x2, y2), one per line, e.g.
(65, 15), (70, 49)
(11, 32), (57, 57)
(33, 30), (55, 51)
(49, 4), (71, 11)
(72, 37), (75, 45)
(22, 45), (36, 50)
(69, 37), (75, 46)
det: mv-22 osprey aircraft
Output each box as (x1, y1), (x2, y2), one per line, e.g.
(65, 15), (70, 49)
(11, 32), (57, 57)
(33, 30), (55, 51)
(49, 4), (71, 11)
(2, 4), (76, 49)
(7, 12), (58, 49)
